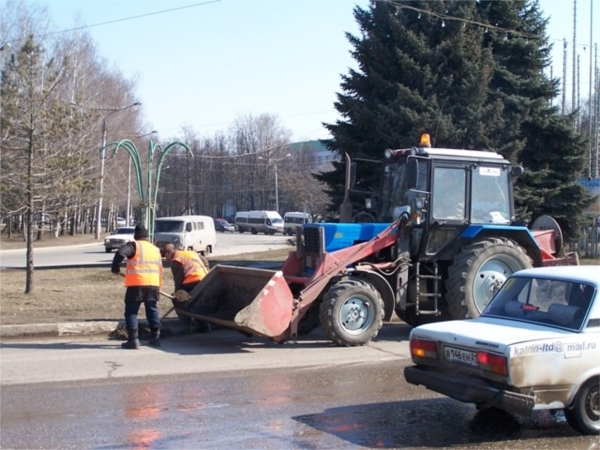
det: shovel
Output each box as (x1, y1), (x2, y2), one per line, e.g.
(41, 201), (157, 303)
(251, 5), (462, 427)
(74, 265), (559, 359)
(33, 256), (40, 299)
(117, 273), (191, 321)
(159, 290), (192, 321)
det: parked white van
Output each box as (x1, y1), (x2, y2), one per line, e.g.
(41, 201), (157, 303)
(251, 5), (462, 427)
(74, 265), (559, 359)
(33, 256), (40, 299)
(283, 212), (312, 235)
(154, 215), (216, 255)
(236, 210), (284, 234)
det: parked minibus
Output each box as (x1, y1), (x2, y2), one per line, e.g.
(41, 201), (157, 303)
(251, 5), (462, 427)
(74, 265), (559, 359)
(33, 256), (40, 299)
(283, 212), (312, 235)
(235, 210), (284, 234)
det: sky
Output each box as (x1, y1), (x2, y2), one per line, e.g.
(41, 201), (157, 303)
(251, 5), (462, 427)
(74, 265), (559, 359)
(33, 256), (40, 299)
(3, 0), (599, 142)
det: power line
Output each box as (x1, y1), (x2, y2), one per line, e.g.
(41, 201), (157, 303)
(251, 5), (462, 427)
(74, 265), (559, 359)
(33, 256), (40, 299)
(382, 0), (596, 50)
(382, 0), (542, 40)
(9, 0), (221, 42)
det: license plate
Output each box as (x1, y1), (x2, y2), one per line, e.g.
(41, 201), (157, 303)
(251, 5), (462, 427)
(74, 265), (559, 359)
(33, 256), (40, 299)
(444, 345), (477, 366)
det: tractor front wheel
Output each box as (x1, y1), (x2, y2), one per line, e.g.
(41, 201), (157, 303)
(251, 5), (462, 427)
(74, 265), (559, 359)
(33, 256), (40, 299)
(320, 279), (384, 347)
(446, 238), (532, 319)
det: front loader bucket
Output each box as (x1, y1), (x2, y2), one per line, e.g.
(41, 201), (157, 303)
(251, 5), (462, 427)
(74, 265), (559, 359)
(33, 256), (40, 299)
(176, 264), (295, 340)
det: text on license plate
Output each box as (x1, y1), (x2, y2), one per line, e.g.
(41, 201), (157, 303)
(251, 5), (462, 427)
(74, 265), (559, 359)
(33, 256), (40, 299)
(444, 345), (477, 366)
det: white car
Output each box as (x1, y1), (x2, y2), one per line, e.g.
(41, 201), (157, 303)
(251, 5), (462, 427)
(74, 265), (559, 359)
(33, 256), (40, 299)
(104, 227), (135, 253)
(404, 265), (599, 435)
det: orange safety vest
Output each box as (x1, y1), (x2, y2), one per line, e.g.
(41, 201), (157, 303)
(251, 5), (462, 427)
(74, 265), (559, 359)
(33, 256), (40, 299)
(125, 240), (163, 287)
(172, 250), (208, 285)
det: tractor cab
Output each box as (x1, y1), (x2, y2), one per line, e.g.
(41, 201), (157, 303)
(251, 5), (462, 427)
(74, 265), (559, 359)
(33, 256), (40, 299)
(376, 135), (516, 261)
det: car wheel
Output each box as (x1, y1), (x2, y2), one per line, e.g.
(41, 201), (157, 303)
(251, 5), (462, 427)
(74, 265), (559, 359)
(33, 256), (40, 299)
(286, 228), (293, 236)
(446, 237), (532, 319)
(105, 248), (112, 253)
(251, 228), (257, 235)
(320, 278), (384, 347)
(564, 378), (600, 435)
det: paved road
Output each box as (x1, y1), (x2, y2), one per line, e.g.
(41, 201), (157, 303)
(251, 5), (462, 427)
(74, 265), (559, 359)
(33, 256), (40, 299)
(1, 325), (593, 449)
(0, 232), (293, 268)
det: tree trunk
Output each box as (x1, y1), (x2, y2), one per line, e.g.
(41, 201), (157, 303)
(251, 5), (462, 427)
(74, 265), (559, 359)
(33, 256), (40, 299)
(25, 130), (35, 294)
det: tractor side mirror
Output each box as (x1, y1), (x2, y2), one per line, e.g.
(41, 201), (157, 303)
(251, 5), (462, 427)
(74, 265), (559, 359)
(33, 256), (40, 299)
(511, 165), (524, 177)
(407, 158), (419, 189)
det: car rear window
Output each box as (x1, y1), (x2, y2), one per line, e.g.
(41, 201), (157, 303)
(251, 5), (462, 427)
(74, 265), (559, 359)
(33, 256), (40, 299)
(482, 276), (595, 331)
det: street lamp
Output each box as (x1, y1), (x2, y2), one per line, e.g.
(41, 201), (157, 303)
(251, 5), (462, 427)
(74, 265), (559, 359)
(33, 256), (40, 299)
(129, 130), (158, 224)
(258, 153), (291, 213)
(94, 101), (141, 239)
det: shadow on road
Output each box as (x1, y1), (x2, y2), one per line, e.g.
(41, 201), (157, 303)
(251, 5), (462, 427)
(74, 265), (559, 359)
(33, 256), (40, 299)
(292, 398), (583, 448)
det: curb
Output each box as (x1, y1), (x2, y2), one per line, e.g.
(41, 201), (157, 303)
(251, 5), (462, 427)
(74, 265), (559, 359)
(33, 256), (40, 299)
(1, 321), (120, 339)
(0, 242), (102, 255)
(0, 319), (182, 339)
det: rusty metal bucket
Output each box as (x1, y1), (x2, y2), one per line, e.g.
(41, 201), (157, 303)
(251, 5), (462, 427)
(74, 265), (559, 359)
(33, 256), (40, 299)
(176, 264), (295, 340)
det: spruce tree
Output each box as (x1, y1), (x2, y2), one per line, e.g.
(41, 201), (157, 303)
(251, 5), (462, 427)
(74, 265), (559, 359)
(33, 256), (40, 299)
(320, 0), (592, 241)
(477, 0), (592, 239)
(319, 0), (496, 209)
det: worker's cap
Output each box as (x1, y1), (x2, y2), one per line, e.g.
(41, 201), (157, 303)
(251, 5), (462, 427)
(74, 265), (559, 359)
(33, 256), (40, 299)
(134, 223), (149, 240)
(160, 243), (175, 257)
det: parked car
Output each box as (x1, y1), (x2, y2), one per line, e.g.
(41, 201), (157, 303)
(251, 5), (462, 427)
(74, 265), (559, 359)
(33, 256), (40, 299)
(215, 218), (234, 233)
(104, 227), (135, 253)
(404, 266), (599, 435)
(116, 217), (127, 227)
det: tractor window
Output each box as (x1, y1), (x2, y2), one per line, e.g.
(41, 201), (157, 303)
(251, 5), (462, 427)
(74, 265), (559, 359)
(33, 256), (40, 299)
(432, 168), (466, 220)
(379, 159), (430, 222)
(379, 162), (408, 222)
(471, 166), (511, 224)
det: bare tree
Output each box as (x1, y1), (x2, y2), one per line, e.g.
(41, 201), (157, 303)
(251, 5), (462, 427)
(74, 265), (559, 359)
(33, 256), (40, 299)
(229, 113), (291, 211)
(1, 35), (72, 292)
(0, 3), (143, 292)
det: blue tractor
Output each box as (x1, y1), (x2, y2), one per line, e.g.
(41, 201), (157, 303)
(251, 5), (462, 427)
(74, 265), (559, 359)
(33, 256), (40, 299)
(179, 135), (578, 347)
(299, 134), (578, 333)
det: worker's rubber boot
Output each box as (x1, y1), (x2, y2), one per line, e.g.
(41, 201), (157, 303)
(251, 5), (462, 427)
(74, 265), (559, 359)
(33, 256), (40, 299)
(196, 321), (211, 333)
(149, 327), (161, 347)
(121, 328), (140, 350)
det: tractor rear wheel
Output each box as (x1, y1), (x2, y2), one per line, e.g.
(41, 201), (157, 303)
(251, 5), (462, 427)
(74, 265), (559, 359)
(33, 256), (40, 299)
(320, 279), (384, 347)
(446, 238), (532, 319)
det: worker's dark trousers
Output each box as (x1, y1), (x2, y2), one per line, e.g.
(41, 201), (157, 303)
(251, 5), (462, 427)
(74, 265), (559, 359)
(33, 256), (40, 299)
(124, 301), (160, 330)
(174, 283), (198, 327)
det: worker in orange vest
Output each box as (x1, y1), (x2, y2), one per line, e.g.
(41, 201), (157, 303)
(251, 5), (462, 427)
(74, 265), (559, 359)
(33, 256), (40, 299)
(112, 223), (164, 349)
(162, 244), (210, 333)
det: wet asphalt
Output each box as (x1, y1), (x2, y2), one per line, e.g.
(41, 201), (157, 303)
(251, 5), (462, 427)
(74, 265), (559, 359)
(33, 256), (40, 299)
(1, 327), (597, 449)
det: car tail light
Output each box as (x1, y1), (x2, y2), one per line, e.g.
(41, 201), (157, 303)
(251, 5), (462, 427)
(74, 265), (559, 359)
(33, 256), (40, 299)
(410, 339), (438, 359)
(476, 351), (508, 376)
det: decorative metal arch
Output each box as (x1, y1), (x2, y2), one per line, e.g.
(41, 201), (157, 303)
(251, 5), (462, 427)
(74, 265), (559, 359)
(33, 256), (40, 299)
(101, 139), (192, 242)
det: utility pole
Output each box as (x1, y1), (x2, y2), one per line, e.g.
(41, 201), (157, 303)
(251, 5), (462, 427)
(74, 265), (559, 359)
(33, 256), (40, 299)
(94, 102), (141, 239)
